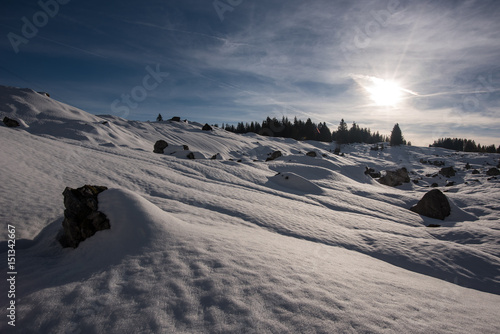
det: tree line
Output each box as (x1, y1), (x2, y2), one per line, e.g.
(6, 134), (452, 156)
(221, 116), (402, 145)
(431, 138), (500, 153)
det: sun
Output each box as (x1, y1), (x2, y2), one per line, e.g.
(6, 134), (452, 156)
(365, 78), (403, 106)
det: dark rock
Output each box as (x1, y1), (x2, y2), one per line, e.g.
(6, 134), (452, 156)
(431, 183), (439, 187)
(266, 151), (283, 162)
(370, 145), (379, 151)
(59, 185), (109, 248)
(38, 91), (50, 97)
(445, 181), (455, 187)
(432, 161), (445, 167)
(170, 116), (181, 122)
(153, 140), (168, 154)
(486, 168), (500, 176)
(410, 189), (451, 220)
(187, 152), (195, 159)
(413, 180), (419, 184)
(465, 162), (471, 170)
(306, 151), (317, 157)
(322, 153), (328, 158)
(365, 167), (381, 178)
(202, 123), (213, 131)
(471, 169), (480, 175)
(101, 121), (109, 125)
(3, 117), (20, 128)
(439, 166), (456, 178)
(427, 224), (441, 228)
(420, 159), (428, 164)
(183, 145), (189, 151)
(334, 148), (341, 155)
(378, 167), (410, 187)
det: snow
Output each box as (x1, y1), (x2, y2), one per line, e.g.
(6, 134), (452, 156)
(1, 85), (500, 333)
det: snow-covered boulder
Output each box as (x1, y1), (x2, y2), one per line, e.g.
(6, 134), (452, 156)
(486, 167), (500, 176)
(439, 166), (456, 178)
(410, 189), (451, 221)
(59, 185), (110, 248)
(153, 140), (168, 154)
(266, 150), (283, 162)
(378, 167), (410, 187)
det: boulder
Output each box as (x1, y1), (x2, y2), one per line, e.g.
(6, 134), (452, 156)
(486, 168), (500, 176)
(306, 151), (317, 157)
(471, 169), (480, 175)
(378, 167), (410, 187)
(202, 123), (213, 131)
(365, 167), (381, 178)
(430, 183), (439, 188)
(439, 166), (456, 178)
(187, 152), (195, 159)
(3, 117), (20, 128)
(153, 140), (168, 154)
(170, 116), (181, 122)
(183, 145), (189, 151)
(410, 189), (451, 220)
(266, 151), (283, 162)
(59, 185), (110, 248)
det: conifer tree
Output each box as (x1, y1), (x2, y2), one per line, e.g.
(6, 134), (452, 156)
(390, 123), (404, 146)
(156, 113), (163, 122)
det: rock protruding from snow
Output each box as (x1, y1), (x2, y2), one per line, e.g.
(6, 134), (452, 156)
(410, 189), (451, 220)
(378, 167), (410, 187)
(365, 167), (381, 178)
(170, 116), (181, 122)
(59, 185), (110, 248)
(202, 123), (213, 131)
(439, 166), (456, 178)
(266, 150), (283, 162)
(306, 151), (317, 157)
(153, 140), (168, 154)
(486, 168), (500, 176)
(3, 116), (20, 128)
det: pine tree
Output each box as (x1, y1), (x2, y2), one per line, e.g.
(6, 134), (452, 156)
(336, 119), (349, 144)
(156, 113), (163, 122)
(390, 123), (404, 146)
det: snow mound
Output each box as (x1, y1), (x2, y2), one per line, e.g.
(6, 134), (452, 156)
(0, 85), (99, 126)
(269, 172), (324, 194)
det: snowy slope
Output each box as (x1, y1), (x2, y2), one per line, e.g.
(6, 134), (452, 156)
(1, 86), (500, 333)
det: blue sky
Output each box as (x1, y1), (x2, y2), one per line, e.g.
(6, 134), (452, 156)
(1, 0), (499, 146)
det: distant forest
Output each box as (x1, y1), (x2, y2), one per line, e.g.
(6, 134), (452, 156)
(222, 117), (391, 145)
(431, 138), (500, 153)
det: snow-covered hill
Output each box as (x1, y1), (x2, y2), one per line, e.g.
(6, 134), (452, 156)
(1, 85), (499, 333)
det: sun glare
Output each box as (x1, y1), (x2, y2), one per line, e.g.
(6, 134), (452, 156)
(366, 78), (403, 106)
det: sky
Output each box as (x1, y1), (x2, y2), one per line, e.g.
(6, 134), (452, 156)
(1, 0), (499, 146)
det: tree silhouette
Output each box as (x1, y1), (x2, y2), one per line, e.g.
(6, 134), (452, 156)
(156, 113), (163, 122)
(390, 123), (405, 146)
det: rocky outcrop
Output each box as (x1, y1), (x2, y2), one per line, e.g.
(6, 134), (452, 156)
(183, 145), (189, 151)
(472, 169), (480, 175)
(153, 140), (168, 154)
(378, 167), (410, 187)
(266, 151), (283, 162)
(486, 168), (500, 176)
(202, 123), (213, 131)
(170, 116), (181, 122)
(439, 166), (456, 178)
(2, 117), (20, 128)
(410, 189), (451, 220)
(59, 185), (110, 248)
